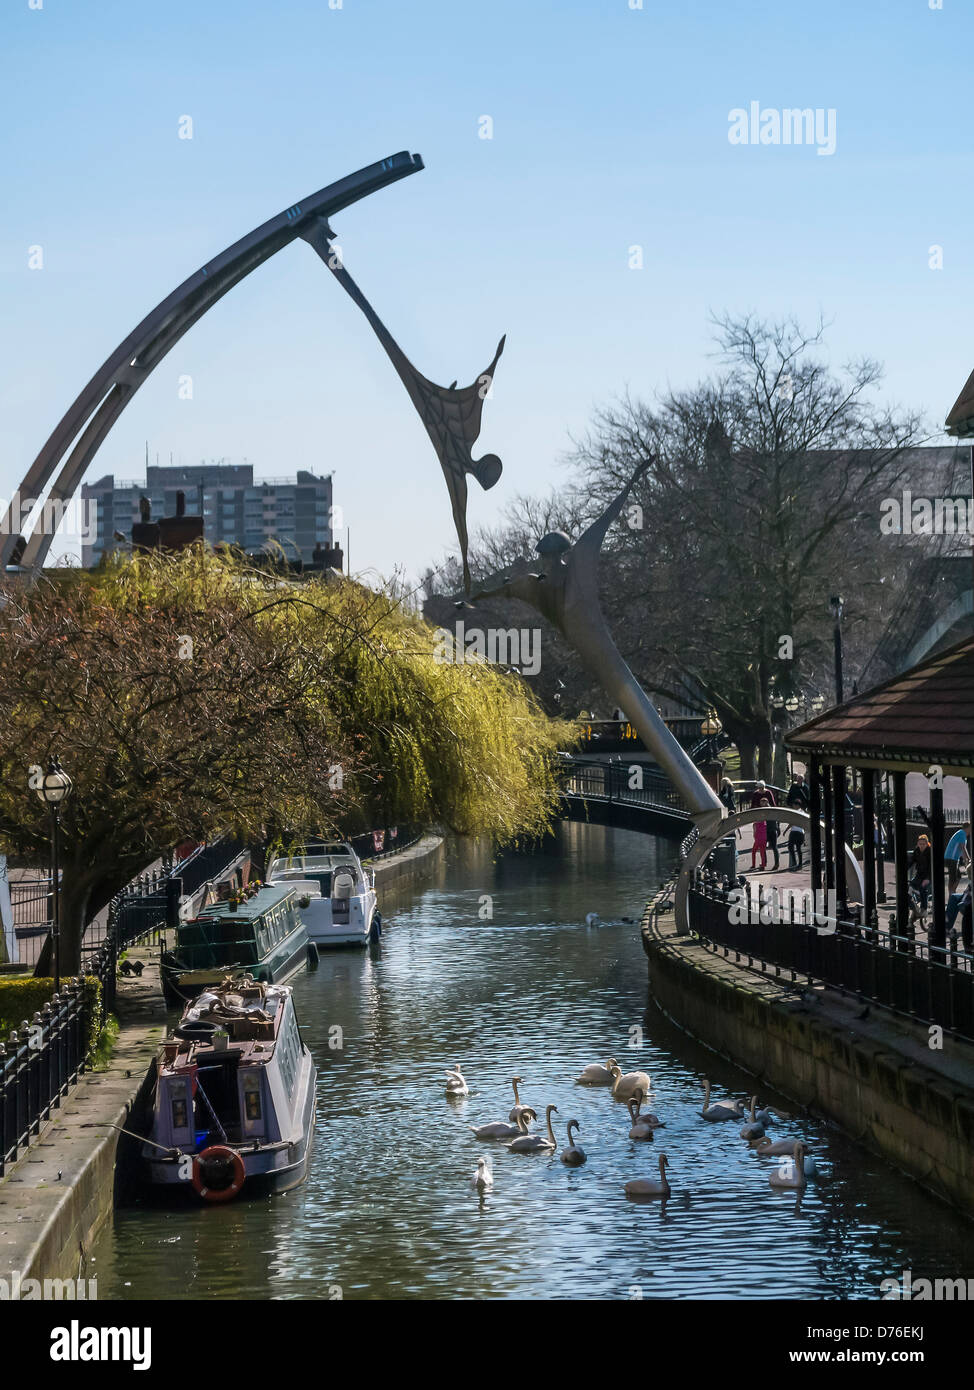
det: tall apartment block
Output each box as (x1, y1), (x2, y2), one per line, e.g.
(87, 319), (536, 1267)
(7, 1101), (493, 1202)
(81, 463), (334, 567)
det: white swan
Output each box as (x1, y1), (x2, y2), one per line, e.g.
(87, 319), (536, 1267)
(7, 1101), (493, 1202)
(575, 1057), (618, 1086)
(740, 1095), (767, 1140)
(508, 1103), (558, 1154)
(610, 1063), (653, 1103)
(445, 1065), (469, 1097)
(470, 1156), (493, 1192)
(585, 912), (601, 927)
(560, 1118), (587, 1166)
(469, 1107), (536, 1141)
(627, 1096), (655, 1141)
(756, 1136), (818, 1174)
(625, 1154), (671, 1198)
(700, 1079), (744, 1121)
(508, 1076), (532, 1124)
(630, 1086), (664, 1129)
(769, 1141), (807, 1188)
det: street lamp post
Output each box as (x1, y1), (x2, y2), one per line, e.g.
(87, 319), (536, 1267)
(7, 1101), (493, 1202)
(35, 757), (72, 992)
(829, 595), (845, 705)
(700, 709), (722, 762)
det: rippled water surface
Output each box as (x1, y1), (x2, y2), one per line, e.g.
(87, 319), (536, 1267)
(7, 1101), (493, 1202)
(92, 824), (974, 1300)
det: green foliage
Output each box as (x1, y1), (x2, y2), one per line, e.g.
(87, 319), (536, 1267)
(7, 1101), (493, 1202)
(0, 549), (569, 970)
(0, 978), (55, 1040)
(0, 975), (103, 1056)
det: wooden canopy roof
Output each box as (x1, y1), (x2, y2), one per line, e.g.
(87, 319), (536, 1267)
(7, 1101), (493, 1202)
(786, 634), (974, 773)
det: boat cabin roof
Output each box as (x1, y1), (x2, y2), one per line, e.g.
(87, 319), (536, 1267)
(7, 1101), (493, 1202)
(162, 979), (290, 1074)
(191, 883), (296, 924)
(269, 843), (357, 866)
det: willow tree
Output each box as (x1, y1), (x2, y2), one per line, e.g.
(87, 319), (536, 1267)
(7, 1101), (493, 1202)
(0, 550), (568, 974)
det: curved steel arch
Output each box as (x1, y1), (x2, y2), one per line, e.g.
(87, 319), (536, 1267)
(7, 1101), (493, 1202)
(4, 150), (424, 570)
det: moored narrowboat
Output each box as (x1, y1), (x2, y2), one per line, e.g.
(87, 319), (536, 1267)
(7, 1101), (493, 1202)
(161, 883), (310, 1001)
(143, 977), (316, 1201)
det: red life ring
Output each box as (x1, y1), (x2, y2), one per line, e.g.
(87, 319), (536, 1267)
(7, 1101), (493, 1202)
(192, 1145), (246, 1202)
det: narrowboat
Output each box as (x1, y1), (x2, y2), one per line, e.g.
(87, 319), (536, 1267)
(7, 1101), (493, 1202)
(143, 977), (316, 1200)
(266, 843), (380, 948)
(161, 883), (310, 1002)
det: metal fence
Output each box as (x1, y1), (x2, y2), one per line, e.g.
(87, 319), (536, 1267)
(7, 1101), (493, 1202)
(0, 981), (88, 1176)
(562, 759), (690, 817)
(687, 869), (974, 1042)
(0, 833), (249, 1177)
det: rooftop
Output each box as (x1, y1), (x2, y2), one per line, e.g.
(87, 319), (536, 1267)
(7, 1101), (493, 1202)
(786, 633), (974, 771)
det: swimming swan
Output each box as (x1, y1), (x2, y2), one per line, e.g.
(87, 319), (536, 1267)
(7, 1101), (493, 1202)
(630, 1087), (664, 1130)
(585, 912), (601, 927)
(610, 1063), (653, 1103)
(509, 1076), (532, 1124)
(627, 1096), (655, 1141)
(469, 1107), (536, 1141)
(740, 1095), (767, 1140)
(445, 1065), (469, 1097)
(470, 1156), (493, 1192)
(756, 1136), (818, 1174)
(768, 1141), (807, 1188)
(560, 1118), (587, 1166)
(575, 1057), (618, 1086)
(508, 1103), (558, 1154)
(625, 1154), (671, 1198)
(700, 1079), (744, 1121)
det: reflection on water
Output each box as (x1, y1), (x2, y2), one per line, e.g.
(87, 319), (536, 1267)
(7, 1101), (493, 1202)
(91, 824), (974, 1300)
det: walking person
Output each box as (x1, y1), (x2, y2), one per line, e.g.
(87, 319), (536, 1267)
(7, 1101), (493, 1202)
(765, 815), (781, 871)
(751, 817), (768, 871)
(786, 774), (809, 811)
(788, 823), (805, 870)
(720, 778), (742, 840)
(944, 822), (971, 894)
(909, 834), (932, 917)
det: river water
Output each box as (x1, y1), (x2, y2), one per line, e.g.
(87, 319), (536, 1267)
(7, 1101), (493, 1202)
(91, 823), (973, 1300)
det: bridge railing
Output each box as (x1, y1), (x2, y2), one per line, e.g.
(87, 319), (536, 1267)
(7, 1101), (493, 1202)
(687, 868), (974, 1042)
(561, 758), (690, 818)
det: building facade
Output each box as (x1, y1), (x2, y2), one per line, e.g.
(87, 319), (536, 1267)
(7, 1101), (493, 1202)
(81, 463), (334, 567)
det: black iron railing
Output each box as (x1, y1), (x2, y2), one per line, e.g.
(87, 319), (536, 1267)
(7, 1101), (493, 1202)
(562, 759), (690, 818)
(0, 833), (249, 1177)
(687, 869), (974, 1042)
(0, 982), (87, 1176)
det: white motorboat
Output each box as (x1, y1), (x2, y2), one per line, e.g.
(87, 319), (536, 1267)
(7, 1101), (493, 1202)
(266, 843), (380, 948)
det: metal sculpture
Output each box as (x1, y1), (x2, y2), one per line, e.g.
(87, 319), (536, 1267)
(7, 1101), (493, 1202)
(300, 216), (504, 591)
(3, 152), (425, 571)
(467, 464), (726, 835)
(461, 465), (864, 924)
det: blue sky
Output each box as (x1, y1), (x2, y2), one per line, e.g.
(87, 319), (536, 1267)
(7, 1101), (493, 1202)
(2, 0), (971, 582)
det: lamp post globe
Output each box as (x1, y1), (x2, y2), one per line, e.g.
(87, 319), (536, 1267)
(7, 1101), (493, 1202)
(37, 757), (72, 808)
(700, 709), (722, 761)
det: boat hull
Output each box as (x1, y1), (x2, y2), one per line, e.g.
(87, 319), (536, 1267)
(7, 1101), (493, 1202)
(161, 928), (309, 1000)
(143, 1044), (317, 1200)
